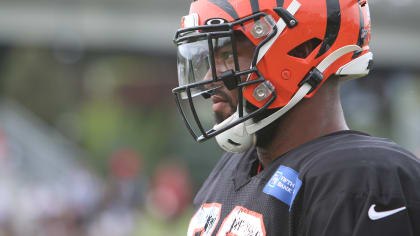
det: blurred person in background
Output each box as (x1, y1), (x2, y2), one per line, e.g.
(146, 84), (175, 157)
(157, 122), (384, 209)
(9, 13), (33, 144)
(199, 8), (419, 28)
(172, 0), (420, 235)
(147, 162), (192, 220)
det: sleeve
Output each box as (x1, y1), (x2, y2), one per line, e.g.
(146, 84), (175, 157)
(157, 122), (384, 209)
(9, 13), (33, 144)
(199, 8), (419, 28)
(294, 147), (420, 236)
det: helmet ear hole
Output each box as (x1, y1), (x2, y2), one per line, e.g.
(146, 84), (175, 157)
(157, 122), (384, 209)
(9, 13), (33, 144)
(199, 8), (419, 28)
(288, 38), (322, 59)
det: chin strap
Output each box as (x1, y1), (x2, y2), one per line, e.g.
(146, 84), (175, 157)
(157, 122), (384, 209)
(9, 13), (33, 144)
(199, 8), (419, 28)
(214, 112), (257, 153)
(215, 45), (363, 153)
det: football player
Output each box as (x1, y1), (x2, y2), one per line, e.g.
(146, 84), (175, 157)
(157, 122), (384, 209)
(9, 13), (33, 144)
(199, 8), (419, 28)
(172, 0), (420, 235)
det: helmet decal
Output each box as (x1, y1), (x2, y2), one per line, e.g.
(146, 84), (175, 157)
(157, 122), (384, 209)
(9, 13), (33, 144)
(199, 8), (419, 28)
(208, 0), (286, 20)
(276, 0), (284, 7)
(316, 0), (341, 58)
(208, 0), (240, 20)
(205, 18), (228, 25)
(250, 0), (260, 14)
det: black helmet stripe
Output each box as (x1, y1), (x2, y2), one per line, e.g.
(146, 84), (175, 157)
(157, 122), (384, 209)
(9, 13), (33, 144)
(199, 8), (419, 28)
(353, 4), (365, 58)
(316, 0), (341, 58)
(276, 0), (284, 7)
(208, 0), (240, 20)
(250, 0), (260, 13)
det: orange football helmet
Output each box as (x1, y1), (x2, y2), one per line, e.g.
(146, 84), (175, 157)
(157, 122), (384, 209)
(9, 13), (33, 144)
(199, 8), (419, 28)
(173, 0), (372, 152)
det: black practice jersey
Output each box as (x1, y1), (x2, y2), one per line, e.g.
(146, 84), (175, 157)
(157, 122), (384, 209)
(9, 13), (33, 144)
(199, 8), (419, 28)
(187, 130), (420, 236)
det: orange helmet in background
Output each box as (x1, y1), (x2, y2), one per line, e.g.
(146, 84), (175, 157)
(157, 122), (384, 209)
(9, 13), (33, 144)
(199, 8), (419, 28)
(173, 0), (373, 153)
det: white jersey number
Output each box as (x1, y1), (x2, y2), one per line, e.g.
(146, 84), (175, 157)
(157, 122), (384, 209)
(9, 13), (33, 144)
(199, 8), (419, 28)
(189, 204), (266, 236)
(216, 206), (266, 236)
(188, 203), (222, 236)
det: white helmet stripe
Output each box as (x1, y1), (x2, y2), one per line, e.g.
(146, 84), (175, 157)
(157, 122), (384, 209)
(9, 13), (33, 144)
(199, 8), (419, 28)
(256, 0), (301, 63)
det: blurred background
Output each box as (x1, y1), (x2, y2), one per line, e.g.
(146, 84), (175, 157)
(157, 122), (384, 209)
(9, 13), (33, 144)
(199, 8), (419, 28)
(0, 0), (419, 235)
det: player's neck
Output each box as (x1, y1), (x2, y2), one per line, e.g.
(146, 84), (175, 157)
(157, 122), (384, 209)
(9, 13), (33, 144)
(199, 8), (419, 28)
(256, 80), (348, 168)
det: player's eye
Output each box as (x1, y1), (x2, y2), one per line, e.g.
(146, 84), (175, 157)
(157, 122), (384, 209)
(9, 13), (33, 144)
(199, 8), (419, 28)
(222, 52), (233, 61)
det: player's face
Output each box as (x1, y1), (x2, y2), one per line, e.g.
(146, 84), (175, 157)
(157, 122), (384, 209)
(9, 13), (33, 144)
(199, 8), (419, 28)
(205, 36), (254, 123)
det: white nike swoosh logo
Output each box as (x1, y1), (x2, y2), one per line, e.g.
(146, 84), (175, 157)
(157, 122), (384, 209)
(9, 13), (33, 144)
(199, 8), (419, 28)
(368, 204), (407, 220)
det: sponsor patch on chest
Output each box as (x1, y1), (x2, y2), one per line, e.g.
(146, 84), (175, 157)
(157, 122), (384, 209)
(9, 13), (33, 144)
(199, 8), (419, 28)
(263, 165), (302, 211)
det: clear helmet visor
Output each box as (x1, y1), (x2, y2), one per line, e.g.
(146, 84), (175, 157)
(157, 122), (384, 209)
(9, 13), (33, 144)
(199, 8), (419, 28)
(177, 36), (235, 99)
(175, 36), (240, 138)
